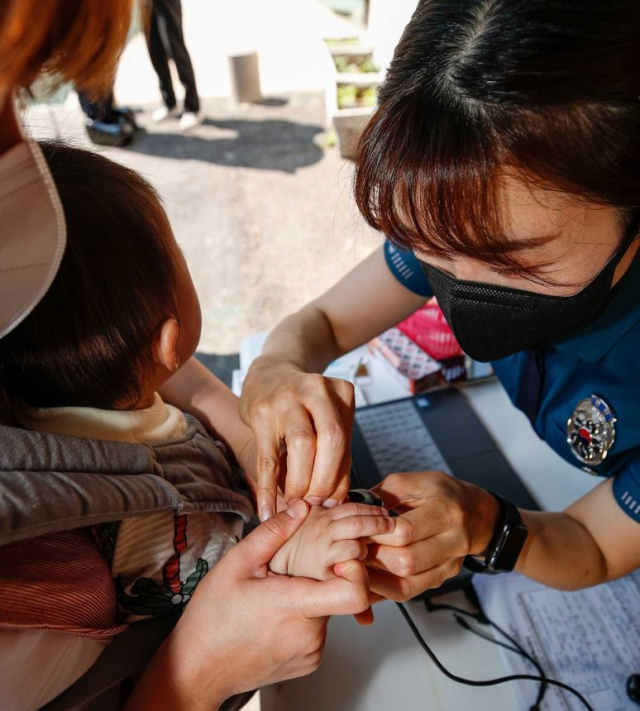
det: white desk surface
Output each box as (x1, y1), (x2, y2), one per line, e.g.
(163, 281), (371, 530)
(240, 335), (600, 711)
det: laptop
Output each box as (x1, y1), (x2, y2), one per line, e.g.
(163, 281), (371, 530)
(350, 386), (539, 597)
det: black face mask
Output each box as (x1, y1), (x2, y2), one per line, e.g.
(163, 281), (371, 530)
(418, 217), (640, 362)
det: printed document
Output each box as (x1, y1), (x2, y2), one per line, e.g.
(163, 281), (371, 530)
(473, 571), (640, 711)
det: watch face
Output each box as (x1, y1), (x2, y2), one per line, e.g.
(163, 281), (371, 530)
(491, 523), (529, 573)
(487, 521), (528, 573)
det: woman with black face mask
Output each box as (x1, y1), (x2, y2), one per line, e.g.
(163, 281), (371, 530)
(240, 0), (640, 595)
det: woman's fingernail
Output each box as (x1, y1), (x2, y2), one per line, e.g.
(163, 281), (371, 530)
(261, 505), (274, 521)
(285, 499), (308, 519)
(323, 498), (339, 508)
(306, 496), (324, 506)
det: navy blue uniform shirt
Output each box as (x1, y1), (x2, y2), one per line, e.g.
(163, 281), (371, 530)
(384, 241), (640, 522)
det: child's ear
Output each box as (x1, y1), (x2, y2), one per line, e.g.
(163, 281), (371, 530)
(155, 318), (181, 372)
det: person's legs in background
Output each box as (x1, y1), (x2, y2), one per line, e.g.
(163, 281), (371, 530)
(146, 0), (179, 123)
(148, 0), (201, 129)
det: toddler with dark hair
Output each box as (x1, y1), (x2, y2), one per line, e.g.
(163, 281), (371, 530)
(0, 142), (254, 622)
(0, 143), (391, 627)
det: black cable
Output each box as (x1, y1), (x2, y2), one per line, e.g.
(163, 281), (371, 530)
(426, 596), (547, 708)
(452, 614), (547, 710)
(456, 615), (530, 655)
(396, 601), (595, 711)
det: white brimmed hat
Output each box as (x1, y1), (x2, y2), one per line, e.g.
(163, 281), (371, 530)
(0, 140), (66, 340)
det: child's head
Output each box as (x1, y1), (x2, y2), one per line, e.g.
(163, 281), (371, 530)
(0, 141), (201, 409)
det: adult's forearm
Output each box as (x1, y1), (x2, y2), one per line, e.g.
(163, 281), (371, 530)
(516, 510), (608, 590)
(515, 477), (640, 590)
(123, 636), (228, 711)
(260, 304), (346, 375)
(159, 357), (254, 469)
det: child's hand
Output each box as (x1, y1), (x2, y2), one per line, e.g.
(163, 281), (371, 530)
(269, 502), (395, 580)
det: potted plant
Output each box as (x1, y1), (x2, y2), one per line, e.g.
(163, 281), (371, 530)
(325, 40), (380, 160)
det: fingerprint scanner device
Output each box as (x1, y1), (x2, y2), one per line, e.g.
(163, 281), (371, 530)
(350, 387), (539, 598)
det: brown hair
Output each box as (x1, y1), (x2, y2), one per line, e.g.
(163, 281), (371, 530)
(0, 142), (181, 409)
(355, 0), (640, 280)
(0, 0), (134, 93)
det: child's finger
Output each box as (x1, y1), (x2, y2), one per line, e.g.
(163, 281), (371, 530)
(325, 502), (391, 520)
(329, 539), (369, 565)
(353, 606), (374, 626)
(328, 511), (396, 540)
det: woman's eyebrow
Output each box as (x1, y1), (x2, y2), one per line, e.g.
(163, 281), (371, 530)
(499, 230), (562, 253)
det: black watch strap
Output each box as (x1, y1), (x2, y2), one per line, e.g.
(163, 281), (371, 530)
(463, 492), (528, 575)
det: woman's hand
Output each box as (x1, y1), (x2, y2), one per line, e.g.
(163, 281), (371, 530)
(366, 471), (499, 601)
(366, 472), (640, 597)
(238, 248), (428, 522)
(124, 500), (372, 711)
(240, 355), (355, 521)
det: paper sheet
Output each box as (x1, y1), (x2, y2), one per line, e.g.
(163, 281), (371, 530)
(473, 571), (640, 711)
(233, 347), (368, 406)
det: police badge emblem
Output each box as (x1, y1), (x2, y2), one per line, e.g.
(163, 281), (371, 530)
(566, 395), (617, 471)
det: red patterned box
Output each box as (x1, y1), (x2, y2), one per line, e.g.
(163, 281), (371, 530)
(368, 327), (444, 394)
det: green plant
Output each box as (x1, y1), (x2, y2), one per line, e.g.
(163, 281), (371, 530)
(332, 54), (378, 74)
(337, 84), (358, 108)
(359, 85), (377, 106)
(360, 58), (378, 73)
(333, 55), (350, 73)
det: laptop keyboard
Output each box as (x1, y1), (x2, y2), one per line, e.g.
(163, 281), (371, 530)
(354, 399), (452, 477)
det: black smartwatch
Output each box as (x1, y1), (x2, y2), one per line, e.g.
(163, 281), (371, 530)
(463, 492), (528, 575)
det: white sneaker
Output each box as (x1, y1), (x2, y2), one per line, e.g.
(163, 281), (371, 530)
(179, 111), (201, 131)
(152, 105), (179, 123)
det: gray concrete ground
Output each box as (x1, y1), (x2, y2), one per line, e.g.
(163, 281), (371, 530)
(119, 92), (380, 357)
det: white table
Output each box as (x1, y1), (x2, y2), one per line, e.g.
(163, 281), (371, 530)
(239, 335), (600, 711)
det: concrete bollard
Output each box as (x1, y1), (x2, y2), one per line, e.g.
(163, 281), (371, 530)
(228, 52), (262, 103)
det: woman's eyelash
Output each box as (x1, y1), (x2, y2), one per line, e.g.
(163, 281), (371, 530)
(489, 266), (523, 278)
(490, 264), (564, 288)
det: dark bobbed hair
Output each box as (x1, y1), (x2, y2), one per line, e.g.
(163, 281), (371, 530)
(355, 0), (640, 280)
(0, 142), (180, 409)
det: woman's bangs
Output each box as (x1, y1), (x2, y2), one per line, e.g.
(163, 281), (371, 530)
(356, 94), (546, 271)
